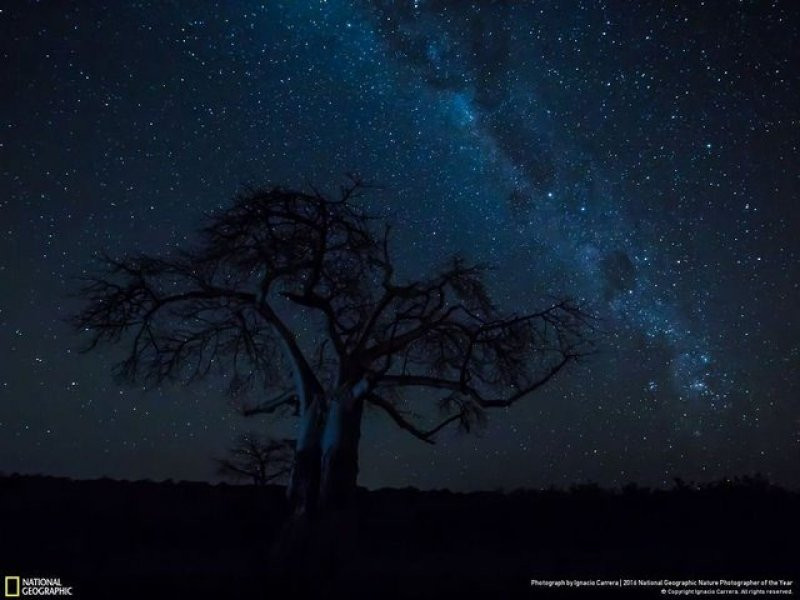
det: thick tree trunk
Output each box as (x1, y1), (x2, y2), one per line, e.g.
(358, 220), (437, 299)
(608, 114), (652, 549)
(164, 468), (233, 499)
(320, 394), (363, 510)
(272, 391), (364, 592)
(286, 395), (324, 517)
(305, 392), (363, 586)
(271, 394), (324, 583)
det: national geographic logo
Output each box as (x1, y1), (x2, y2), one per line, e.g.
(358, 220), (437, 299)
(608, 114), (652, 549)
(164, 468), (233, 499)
(4, 576), (73, 596)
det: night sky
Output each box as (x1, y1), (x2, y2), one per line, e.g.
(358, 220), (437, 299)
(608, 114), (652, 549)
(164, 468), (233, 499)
(1, 1), (798, 491)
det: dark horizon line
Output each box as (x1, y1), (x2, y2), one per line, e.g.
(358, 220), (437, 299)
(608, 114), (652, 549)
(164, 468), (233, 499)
(3, 470), (795, 495)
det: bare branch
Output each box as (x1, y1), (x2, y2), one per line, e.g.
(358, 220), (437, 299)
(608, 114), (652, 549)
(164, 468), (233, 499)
(238, 389), (300, 417)
(365, 394), (462, 444)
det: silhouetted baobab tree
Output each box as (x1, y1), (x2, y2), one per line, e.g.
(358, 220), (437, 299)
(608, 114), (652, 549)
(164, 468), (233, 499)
(216, 433), (293, 486)
(72, 176), (593, 521)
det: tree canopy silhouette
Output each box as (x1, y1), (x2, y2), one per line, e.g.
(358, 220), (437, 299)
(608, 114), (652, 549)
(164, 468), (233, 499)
(216, 433), (293, 487)
(72, 177), (593, 517)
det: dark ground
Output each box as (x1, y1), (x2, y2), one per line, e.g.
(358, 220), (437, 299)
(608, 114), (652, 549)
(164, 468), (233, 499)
(0, 474), (797, 599)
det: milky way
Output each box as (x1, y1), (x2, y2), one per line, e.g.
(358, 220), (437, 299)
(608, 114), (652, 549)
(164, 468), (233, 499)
(1, 1), (798, 490)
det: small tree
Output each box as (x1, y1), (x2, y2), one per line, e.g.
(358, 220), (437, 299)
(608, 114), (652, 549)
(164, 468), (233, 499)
(72, 177), (593, 520)
(215, 433), (293, 486)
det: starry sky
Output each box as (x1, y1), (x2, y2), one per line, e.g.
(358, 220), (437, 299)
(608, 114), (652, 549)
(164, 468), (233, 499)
(1, 1), (798, 491)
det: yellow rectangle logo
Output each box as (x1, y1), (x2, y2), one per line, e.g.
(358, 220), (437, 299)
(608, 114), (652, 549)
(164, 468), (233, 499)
(4, 576), (20, 598)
